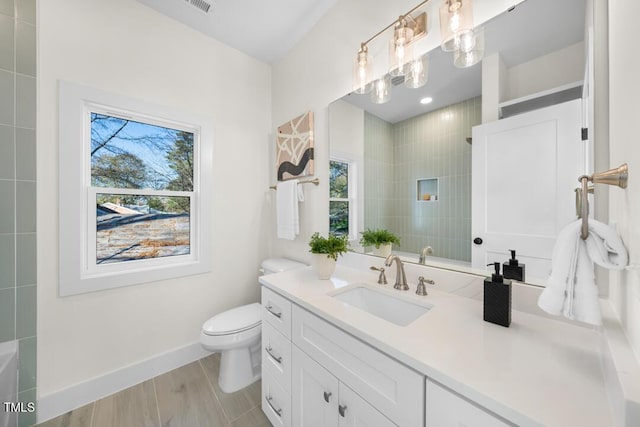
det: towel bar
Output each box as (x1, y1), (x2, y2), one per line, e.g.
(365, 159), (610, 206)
(578, 163), (628, 240)
(269, 178), (320, 190)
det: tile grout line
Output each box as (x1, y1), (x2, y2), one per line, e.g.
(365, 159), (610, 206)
(151, 377), (161, 427)
(88, 401), (96, 427)
(198, 357), (232, 426)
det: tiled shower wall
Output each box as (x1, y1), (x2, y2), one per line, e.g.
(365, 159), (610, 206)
(364, 97), (481, 262)
(0, 0), (37, 426)
(363, 113), (394, 231)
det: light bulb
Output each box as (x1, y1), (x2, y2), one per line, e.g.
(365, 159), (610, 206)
(449, 11), (460, 32)
(458, 30), (476, 53)
(371, 75), (391, 104)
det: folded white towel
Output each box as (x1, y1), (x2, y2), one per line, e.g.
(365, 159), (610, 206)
(538, 219), (628, 325)
(276, 180), (304, 240)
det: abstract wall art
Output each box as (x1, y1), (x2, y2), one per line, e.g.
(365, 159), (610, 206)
(276, 111), (314, 181)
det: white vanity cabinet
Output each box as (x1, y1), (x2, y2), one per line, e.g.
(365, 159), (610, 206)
(425, 379), (512, 427)
(261, 285), (424, 427)
(292, 346), (395, 427)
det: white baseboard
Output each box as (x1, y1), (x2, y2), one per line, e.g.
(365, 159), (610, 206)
(37, 341), (210, 424)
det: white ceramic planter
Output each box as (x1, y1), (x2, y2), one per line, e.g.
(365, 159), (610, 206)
(372, 243), (392, 258)
(312, 254), (337, 279)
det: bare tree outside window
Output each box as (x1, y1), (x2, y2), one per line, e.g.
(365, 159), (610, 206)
(90, 113), (194, 264)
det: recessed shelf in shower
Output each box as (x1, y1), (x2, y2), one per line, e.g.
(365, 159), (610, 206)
(417, 178), (439, 202)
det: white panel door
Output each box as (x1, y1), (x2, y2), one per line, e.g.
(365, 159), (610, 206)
(338, 383), (396, 427)
(292, 346), (339, 427)
(472, 99), (583, 281)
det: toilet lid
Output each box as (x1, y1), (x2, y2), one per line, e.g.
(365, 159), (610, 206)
(202, 303), (262, 336)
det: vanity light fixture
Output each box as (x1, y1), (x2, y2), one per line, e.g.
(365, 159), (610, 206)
(405, 54), (429, 88)
(351, 1), (427, 94)
(389, 17), (415, 77)
(353, 44), (373, 94)
(352, 0), (483, 102)
(453, 25), (484, 68)
(439, 0), (475, 52)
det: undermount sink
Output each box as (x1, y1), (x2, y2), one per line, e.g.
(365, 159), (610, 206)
(333, 286), (431, 326)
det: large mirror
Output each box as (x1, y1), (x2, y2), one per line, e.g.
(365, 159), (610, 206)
(329, 0), (588, 283)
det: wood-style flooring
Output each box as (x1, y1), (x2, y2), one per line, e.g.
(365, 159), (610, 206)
(36, 354), (270, 427)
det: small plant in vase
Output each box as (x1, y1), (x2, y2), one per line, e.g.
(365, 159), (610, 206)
(359, 228), (400, 258)
(308, 232), (349, 279)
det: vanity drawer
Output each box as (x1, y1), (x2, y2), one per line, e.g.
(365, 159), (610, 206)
(262, 368), (291, 427)
(262, 286), (292, 339)
(292, 305), (424, 427)
(426, 379), (512, 427)
(262, 320), (292, 391)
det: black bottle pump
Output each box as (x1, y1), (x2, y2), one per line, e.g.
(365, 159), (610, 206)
(503, 249), (525, 282)
(483, 262), (512, 327)
(487, 262), (503, 283)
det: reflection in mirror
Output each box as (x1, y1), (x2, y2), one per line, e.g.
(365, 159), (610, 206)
(329, 0), (587, 282)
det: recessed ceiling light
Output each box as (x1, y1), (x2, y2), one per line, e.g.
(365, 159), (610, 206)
(420, 97), (433, 104)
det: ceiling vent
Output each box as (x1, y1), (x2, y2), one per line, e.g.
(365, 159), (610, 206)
(391, 75), (405, 86)
(185, 0), (211, 14)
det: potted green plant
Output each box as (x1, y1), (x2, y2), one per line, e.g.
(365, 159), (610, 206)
(359, 228), (400, 257)
(308, 232), (349, 279)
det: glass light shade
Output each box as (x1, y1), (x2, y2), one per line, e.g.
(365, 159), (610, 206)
(404, 55), (429, 89)
(389, 23), (414, 77)
(453, 27), (484, 68)
(353, 47), (373, 94)
(439, 0), (474, 52)
(371, 74), (392, 104)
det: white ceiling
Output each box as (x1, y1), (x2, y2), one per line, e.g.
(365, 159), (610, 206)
(136, 0), (338, 63)
(343, 0), (586, 123)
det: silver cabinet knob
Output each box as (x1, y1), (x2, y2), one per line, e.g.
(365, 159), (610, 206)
(338, 404), (347, 417)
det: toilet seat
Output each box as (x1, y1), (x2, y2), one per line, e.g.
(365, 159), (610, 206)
(202, 303), (262, 336)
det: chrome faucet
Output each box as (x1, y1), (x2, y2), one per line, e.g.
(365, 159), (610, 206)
(384, 254), (408, 290)
(418, 246), (433, 265)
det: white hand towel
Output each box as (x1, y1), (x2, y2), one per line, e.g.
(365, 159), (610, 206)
(276, 179), (303, 240)
(538, 219), (628, 325)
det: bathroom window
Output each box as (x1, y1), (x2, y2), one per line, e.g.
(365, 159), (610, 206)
(59, 82), (212, 295)
(329, 159), (357, 240)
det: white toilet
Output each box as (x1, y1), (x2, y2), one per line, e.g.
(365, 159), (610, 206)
(200, 258), (306, 393)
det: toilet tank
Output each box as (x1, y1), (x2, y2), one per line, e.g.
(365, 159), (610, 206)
(260, 258), (306, 275)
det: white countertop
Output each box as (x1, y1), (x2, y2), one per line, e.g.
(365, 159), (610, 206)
(259, 265), (612, 427)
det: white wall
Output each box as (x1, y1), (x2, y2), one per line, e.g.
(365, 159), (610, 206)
(270, 0), (523, 262)
(608, 0), (640, 362)
(505, 41), (585, 100)
(37, 0), (271, 398)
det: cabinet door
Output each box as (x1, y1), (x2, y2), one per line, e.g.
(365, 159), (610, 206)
(426, 379), (511, 427)
(292, 346), (339, 427)
(338, 383), (396, 427)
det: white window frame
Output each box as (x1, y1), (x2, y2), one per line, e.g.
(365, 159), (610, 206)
(59, 81), (212, 296)
(329, 156), (358, 242)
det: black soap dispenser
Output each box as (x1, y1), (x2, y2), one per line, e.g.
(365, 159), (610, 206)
(503, 249), (525, 282)
(483, 262), (512, 327)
